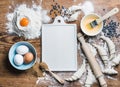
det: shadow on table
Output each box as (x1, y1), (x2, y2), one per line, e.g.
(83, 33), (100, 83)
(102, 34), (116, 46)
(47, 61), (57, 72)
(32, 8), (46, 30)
(4, 55), (25, 75)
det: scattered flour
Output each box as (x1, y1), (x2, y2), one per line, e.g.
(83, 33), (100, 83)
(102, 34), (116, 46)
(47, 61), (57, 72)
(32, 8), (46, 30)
(80, 1), (94, 15)
(69, 1), (94, 15)
(6, 4), (50, 39)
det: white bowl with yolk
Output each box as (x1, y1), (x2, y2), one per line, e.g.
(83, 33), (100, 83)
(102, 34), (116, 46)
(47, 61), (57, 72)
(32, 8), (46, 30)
(81, 13), (103, 36)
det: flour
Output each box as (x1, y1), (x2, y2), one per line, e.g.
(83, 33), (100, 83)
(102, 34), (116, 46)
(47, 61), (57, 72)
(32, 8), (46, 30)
(6, 4), (50, 39)
(66, 1), (94, 22)
(80, 1), (94, 15)
(69, 1), (94, 15)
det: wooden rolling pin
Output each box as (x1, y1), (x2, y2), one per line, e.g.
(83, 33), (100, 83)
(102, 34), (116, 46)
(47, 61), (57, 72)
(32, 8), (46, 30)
(77, 33), (107, 87)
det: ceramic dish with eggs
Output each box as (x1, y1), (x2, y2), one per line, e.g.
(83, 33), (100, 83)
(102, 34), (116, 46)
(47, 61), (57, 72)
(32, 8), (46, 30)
(9, 41), (37, 70)
(81, 13), (103, 36)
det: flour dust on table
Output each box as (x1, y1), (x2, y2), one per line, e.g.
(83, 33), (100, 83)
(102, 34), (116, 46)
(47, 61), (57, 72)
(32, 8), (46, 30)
(6, 3), (50, 39)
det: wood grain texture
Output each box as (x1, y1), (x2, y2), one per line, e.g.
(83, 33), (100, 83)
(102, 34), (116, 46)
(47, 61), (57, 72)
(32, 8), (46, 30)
(0, 0), (120, 87)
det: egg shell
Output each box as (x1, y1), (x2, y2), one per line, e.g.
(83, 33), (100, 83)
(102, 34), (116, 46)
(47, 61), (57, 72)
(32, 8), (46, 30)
(16, 45), (29, 55)
(24, 52), (34, 64)
(14, 54), (24, 66)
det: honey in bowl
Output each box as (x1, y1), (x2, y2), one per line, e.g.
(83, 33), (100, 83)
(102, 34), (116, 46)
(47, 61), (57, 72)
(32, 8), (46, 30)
(81, 14), (103, 36)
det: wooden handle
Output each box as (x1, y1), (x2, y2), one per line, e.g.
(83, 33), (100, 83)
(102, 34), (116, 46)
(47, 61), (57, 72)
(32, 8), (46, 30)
(97, 8), (119, 23)
(47, 70), (65, 84)
(77, 33), (107, 87)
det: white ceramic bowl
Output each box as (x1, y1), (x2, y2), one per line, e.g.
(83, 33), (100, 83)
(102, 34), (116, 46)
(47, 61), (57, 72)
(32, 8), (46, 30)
(81, 13), (103, 36)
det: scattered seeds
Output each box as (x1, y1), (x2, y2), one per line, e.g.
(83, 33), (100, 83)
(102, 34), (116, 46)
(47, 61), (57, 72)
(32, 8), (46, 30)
(49, 2), (72, 21)
(102, 8), (120, 38)
(102, 19), (120, 38)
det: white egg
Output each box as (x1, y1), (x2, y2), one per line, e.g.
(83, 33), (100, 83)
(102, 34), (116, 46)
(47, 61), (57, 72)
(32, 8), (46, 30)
(16, 45), (29, 55)
(14, 54), (24, 66)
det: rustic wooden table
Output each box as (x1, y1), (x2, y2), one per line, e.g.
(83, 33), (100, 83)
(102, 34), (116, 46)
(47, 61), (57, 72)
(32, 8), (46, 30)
(0, 0), (120, 87)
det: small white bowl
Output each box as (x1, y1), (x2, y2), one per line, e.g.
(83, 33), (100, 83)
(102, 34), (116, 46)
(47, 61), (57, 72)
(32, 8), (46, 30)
(81, 13), (103, 36)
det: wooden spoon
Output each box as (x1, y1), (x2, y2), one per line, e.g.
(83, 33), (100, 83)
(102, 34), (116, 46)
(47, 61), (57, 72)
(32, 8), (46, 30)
(39, 62), (65, 84)
(90, 8), (119, 28)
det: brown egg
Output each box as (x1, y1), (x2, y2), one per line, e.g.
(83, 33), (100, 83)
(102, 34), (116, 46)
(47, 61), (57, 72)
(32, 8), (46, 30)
(24, 52), (34, 64)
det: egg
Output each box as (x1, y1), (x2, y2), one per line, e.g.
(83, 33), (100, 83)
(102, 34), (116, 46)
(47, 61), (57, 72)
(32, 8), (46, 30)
(20, 17), (29, 27)
(16, 45), (29, 55)
(16, 14), (30, 31)
(14, 54), (24, 66)
(24, 52), (34, 64)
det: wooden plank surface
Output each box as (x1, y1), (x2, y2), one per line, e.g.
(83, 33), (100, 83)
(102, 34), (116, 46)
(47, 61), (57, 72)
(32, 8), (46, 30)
(0, 0), (120, 87)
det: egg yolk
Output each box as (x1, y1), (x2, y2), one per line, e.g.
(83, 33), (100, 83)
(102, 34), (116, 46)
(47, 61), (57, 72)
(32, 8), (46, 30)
(20, 17), (29, 27)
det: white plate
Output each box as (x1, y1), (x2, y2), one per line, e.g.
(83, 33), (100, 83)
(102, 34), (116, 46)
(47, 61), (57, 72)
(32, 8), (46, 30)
(42, 16), (77, 71)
